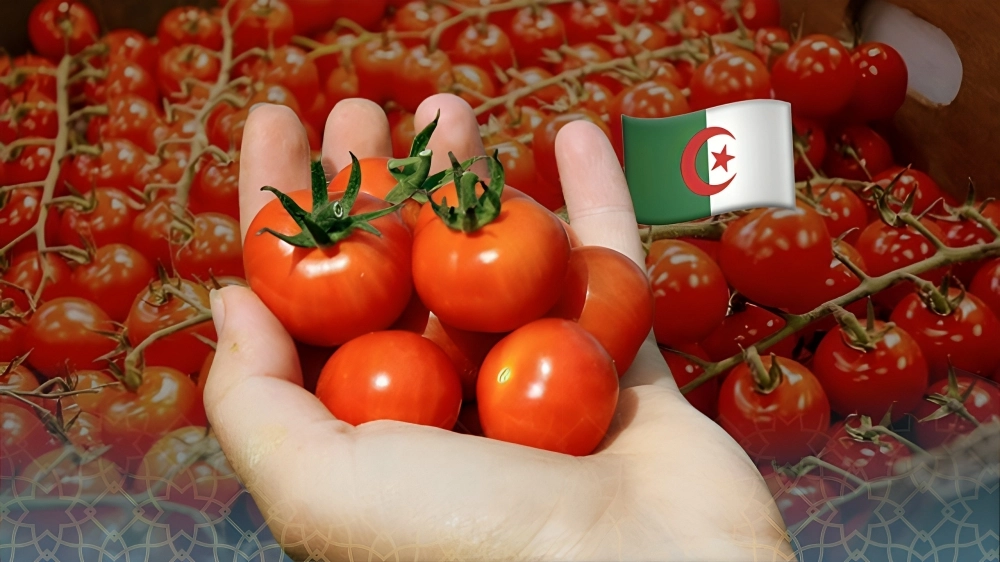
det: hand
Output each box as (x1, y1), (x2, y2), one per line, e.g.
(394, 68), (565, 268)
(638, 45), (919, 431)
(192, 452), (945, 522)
(204, 94), (794, 561)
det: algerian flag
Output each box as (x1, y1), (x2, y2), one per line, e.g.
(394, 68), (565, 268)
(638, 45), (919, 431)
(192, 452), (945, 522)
(623, 100), (796, 225)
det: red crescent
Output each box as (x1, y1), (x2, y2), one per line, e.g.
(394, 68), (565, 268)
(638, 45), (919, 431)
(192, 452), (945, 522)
(680, 126), (737, 197)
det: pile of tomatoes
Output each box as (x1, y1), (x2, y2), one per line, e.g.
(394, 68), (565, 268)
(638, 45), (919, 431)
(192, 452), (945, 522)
(1, 0), (999, 545)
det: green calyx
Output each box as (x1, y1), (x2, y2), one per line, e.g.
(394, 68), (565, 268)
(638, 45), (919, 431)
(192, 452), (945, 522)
(257, 153), (400, 249)
(918, 363), (981, 426)
(384, 111), (441, 204)
(429, 150), (506, 233)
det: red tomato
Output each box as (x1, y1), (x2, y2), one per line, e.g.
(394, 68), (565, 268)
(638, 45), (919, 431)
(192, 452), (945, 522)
(579, 81), (615, 119)
(58, 187), (139, 247)
(609, 80), (690, 160)
(532, 109), (612, 203)
(845, 42), (908, 122)
(823, 125), (894, 181)
(754, 27), (790, 67)
(452, 63), (496, 118)
(71, 244), (155, 322)
(190, 159), (240, 220)
(730, 0), (781, 30)
(327, 157), (423, 229)
(1, 187), (53, 254)
(59, 139), (150, 195)
(157, 7), (223, 51)
(351, 38), (408, 104)
(419, 314), (504, 401)
(677, 0), (726, 35)
(508, 6), (566, 67)
(87, 94), (163, 153)
(937, 202), (1000, 285)
(395, 45), (455, 114)
(0, 318), (27, 362)
(772, 35), (856, 118)
(2, 54), (58, 99)
(28, 0), (99, 61)
(821, 420), (910, 481)
(815, 183), (868, 245)
(85, 60), (160, 105)
(245, 189), (413, 347)
(875, 166), (957, 216)
(477, 318), (618, 455)
(912, 376), (1000, 450)
(719, 204), (834, 309)
(648, 239), (729, 346)
(551, 42), (617, 92)
(413, 197), (570, 333)
(971, 259), (1000, 321)
(244, 45), (320, 110)
(813, 320), (928, 421)
(24, 297), (116, 377)
(228, 0), (295, 55)
(660, 343), (719, 418)
(0, 362), (39, 409)
(617, 0), (671, 21)
(63, 369), (120, 415)
(500, 66), (568, 109)
(174, 212), (245, 280)
(890, 288), (1000, 381)
(100, 29), (159, 72)
(560, 0), (619, 44)
(15, 444), (125, 499)
(549, 246), (653, 374)
(0, 91), (58, 144)
(391, 1), (456, 48)
(323, 65), (360, 110)
(124, 278), (217, 374)
(0, 404), (58, 479)
(700, 303), (798, 362)
(0, 251), (74, 313)
(689, 49), (772, 111)
(784, 239), (868, 316)
(413, 179), (529, 235)
(855, 218), (948, 311)
(449, 22), (514, 75)
(316, 331), (462, 428)
(486, 139), (555, 209)
(717, 355), (831, 464)
(609, 21), (672, 58)
(156, 45), (221, 104)
(5, 145), (55, 186)
(130, 198), (180, 267)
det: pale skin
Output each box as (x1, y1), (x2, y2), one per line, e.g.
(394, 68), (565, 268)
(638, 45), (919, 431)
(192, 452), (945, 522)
(204, 93), (795, 561)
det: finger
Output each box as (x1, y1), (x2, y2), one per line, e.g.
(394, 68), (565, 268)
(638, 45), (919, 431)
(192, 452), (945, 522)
(321, 98), (392, 176)
(557, 120), (645, 268)
(203, 286), (339, 479)
(414, 93), (488, 177)
(238, 104), (312, 240)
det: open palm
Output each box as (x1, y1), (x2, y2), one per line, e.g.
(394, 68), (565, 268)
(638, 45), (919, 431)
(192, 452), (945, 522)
(204, 94), (793, 561)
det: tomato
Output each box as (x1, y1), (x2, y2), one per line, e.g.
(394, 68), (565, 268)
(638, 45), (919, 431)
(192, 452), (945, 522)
(131, 426), (241, 510)
(286, 0), (386, 34)
(936, 202), (1000, 284)
(190, 159), (240, 220)
(1, 187), (50, 254)
(784, 239), (868, 317)
(823, 125), (894, 181)
(452, 63), (497, 118)
(63, 369), (121, 415)
(449, 22), (514, 76)
(486, 139), (556, 210)
(395, 45), (455, 114)
(647, 239), (728, 346)
(719, 355), (831, 464)
(124, 278), (217, 374)
(415, 314), (503, 401)
(609, 80), (690, 160)
(228, 0), (295, 55)
(86, 94), (163, 153)
(5, 145), (55, 186)
(0, 91), (58, 144)
(15, 445), (125, 499)
(617, 0), (671, 22)
(845, 42), (908, 122)
(327, 157), (424, 229)
(754, 27), (790, 67)
(414, 178), (529, 235)
(820, 420), (910, 481)
(130, 198), (182, 267)
(24, 297), (116, 377)
(660, 343), (719, 418)
(556, 0), (619, 44)
(500, 66), (567, 109)
(101, 366), (207, 472)
(0, 404), (58, 479)
(552, 42), (617, 92)
(609, 21), (671, 58)
(28, 0), (99, 61)
(730, 0), (781, 30)
(970, 259), (1000, 321)
(874, 166), (957, 216)
(392, 1), (456, 47)
(815, 183), (868, 245)
(156, 45), (221, 104)
(700, 303), (798, 362)
(3, 55), (58, 99)
(245, 189), (413, 347)
(855, 218), (948, 311)
(477, 318), (618, 455)
(316, 331), (462, 428)
(532, 109), (612, 203)
(57, 187), (137, 247)
(890, 288), (1000, 381)
(508, 6), (566, 67)
(577, 81), (615, 120)
(0, 318), (27, 362)
(157, 6), (223, 51)
(84, 60), (160, 105)
(413, 196), (570, 333)
(719, 204), (834, 309)
(912, 376), (1000, 450)
(173, 213), (245, 280)
(59, 139), (150, 195)
(351, 37), (408, 104)
(772, 35), (856, 118)
(100, 29), (159, 72)
(813, 320), (928, 421)
(688, 49), (772, 111)
(0, 362), (39, 409)
(70, 244), (155, 322)
(0, 251), (74, 313)
(244, 45), (320, 110)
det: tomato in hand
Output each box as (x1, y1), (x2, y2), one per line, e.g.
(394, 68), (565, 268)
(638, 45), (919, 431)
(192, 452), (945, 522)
(970, 259), (1000, 321)
(419, 314), (505, 401)
(316, 331), (462, 428)
(855, 218), (948, 311)
(911, 375), (1000, 450)
(174, 212), (245, 280)
(157, 6), (223, 51)
(0, 251), (73, 313)
(772, 35), (856, 118)
(25, 297), (116, 377)
(823, 125), (894, 181)
(660, 343), (719, 418)
(890, 287), (1000, 381)
(28, 0), (99, 61)
(647, 239), (728, 346)
(70, 244), (155, 322)
(125, 278), (217, 374)
(820, 420), (910, 481)
(688, 49), (772, 111)
(477, 318), (619, 456)
(845, 42), (908, 123)
(717, 355), (831, 464)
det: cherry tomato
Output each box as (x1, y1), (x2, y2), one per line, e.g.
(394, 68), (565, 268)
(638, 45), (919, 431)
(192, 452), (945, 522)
(1, 187), (56, 254)
(15, 445), (125, 499)
(190, 158), (240, 220)
(617, 0), (670, 22)
(609, 80), (690, 160)
(647, 239), (729, 346)
(500, 66), (568, 109)
(86, 94), (163, 153)
(700, 303), (799, 362)
(452, 63), (496, 118)
(609, 21), (672, 58)
(970, 259), (1000, 321)
(0, 404), (57, 479)
(130, 198), (182, 267)
(124, 278), (217, 374)
(395, 45), (455, 114)
(497, 105), (546, 138)
(28, 0), (99, 61)
(820, 420), (910, 481)
(71, 244), (155, 322)
(486, 139), (557, 211)
(784, 239), (868, 316)
(730, 0), (781, 31)
(100, 29), (159, 72)
(719, 203), (834, 309)
(772, 35), (856, 118)
(5, 145), (55, 186)
(316, 330), (462, 428)
(57, 187), (138, 247)
(327, 157), (423, 229)
(0, 318), (28, 362)
(912, 376), (1000, 450)
(875, 166), (957, 216)
(59, 139), (150, 195)
(25, 297), (116, 377)
(560, 0), (619, 44)
(156, 45), (221, 104)
(173, 212), (245, 280)
(717, 355), (831, 464)
(688, 49), (772, 111)
(508, 6), (566, 67)
(532, 109), (612, 203)
(813, 320), (928, 421)
(855, 218), (948, 311)
(890, 288), (1000, 381)
(245, 189), (413, 347)
(660, 343), (719, 418)
(413, 196), (570, 333)
(552, 42), (618, 92)
(815, 183), (868, 245)
(449, 22), (514, 75)
(754, 27), (790, 67)
(0, 251), (74, 313)
(0, 362), (39, 409)
(351, 37), (408, 105)
(478, 318), (618, 455)
(228, 0), (295, 55)
(578, 81), (615, 119)
(85, 60), (160, 105)
(935, 201), (1000, 284)
(823, 125), (894, 181)
(3, 55), (58, 99)
(63, 369), (121, 415)
(0, 91), (58, 144)
(244, 45), (320, 110)
(845, 42), (908, 122)
(391, 1), (456, 47)
(157, 6), (223, 51)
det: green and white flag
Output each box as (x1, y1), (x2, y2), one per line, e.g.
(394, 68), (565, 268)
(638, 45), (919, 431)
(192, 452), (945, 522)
(623, 99), (795, 225)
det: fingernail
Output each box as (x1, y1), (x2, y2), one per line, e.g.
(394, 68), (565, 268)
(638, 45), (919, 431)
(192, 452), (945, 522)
(210, 289), (226, 334)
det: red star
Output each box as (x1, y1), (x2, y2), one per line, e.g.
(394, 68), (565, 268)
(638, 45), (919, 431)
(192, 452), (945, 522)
(711, 145), (735, 172)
